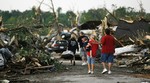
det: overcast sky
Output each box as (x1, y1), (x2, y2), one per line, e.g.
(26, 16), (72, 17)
(0, 0), (149, 13)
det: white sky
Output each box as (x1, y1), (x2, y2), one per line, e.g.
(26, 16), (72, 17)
(0, 0), (149, 13)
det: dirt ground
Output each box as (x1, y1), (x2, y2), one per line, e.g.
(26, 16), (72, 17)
(1, 58), (150, 83)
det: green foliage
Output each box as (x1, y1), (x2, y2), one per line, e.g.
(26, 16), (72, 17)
(0, 6), (150, 29)
(7, 17), (16, 24)
(37, 51), (54, 65)
(145, 13), (150, 19)
(66, 11), (77, 27)
(0, 6), (149, 71)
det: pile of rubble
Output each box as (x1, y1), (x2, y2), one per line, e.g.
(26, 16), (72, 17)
(0, 27), (60, 78)
(115, 45), (150, 73)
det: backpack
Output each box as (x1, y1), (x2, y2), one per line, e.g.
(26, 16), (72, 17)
(70, 40), (76, 46)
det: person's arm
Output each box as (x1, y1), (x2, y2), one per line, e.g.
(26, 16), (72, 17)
(91, 40), (100, 44)
(90, 49), (92, 57)
(76, 41), (79, 51)
(67, 40), (70, 50)
(77, 37), (80, 42)
(100, 36), (105, 45)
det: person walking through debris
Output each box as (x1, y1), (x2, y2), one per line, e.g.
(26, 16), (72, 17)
(67, 36), (79, 65)
(86, 35), (99, 74)
(100, 28), (115, 74)
(78, 32), (88, 65)
(68, 36), (79, 55)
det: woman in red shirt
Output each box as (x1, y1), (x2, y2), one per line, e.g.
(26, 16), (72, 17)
(86, 35), (99, 74)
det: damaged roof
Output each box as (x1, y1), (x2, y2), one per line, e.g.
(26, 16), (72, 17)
(115, 19), (150, 39)
(78, 21), (102, 30)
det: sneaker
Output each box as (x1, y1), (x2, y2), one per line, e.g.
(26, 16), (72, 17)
(82, 62), (87, 65)
(91, 71), (94, 74)
(101, 68), (107, 74)
(108, 71), (112, 74)
(88, 70), (91, 74)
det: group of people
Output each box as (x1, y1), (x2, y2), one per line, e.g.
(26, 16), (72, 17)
(68, 28), (115, 74)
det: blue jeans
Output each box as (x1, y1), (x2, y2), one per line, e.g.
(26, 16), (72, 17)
(87, 56), (95, 64)
(101, 53), (114, 63)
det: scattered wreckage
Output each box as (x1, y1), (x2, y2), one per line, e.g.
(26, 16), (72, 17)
(0, 26), (56, 76)
(72, 19), (150, 72)
(112, 19), (150, 72)
(0, 17), (149, 77)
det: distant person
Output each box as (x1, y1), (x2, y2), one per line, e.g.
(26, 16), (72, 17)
(68, 36), (79, 55)
(78, 32), (88, 65)
(100, 28), (115, 74)
(67, 36), (79, 65)
(86, 35), (99, 74)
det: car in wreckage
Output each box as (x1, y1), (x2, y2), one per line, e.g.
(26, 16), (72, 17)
(45, 32), (71, 53)
(46, 40), (68, 53)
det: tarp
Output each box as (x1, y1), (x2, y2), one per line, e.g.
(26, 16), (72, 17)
(115, 19), (150, 39)
(78, 21), (102, 30)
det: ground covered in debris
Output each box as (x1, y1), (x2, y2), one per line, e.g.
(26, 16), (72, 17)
(0, 59), (150, 83)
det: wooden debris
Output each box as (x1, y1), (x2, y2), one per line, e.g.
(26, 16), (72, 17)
(144, 65), (150, 70)
(23, 65), (54, 74)
(145, 35), (150, 40)
(25, 65), (54, 70)
(116, 51), (150, 72)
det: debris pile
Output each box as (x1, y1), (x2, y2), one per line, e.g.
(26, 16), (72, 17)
(115, 46), (150, 73)
(0, 25), (61, 78)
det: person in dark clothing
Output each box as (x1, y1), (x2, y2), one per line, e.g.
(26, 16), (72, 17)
(82, 37), (89, 52)
(68, 37), (79, 54)
(78, 32), (89, 48)
(78, 32), (89, 65)
(67, 36), (79, 66)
